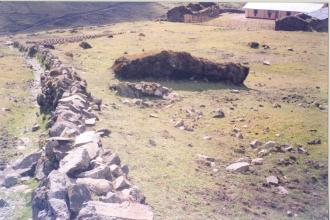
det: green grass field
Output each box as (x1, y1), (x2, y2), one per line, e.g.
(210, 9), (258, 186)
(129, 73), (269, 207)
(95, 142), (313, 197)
(1, 12), (328, 220)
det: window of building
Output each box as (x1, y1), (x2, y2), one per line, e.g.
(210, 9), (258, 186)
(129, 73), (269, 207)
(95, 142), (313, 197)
(286, 11), (291, 16)
(267, 10), (272, 18)
(253, 9), (258, 16)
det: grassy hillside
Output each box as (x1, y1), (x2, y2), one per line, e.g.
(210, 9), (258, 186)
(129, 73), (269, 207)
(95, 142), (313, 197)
(0, 2), (167, 35)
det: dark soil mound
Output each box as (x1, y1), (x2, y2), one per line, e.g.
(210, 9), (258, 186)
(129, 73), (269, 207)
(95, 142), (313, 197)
(275, 16), (312, 31)
(112, 50), (249, 85)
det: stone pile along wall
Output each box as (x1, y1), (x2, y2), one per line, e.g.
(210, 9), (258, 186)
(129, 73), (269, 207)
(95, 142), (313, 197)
(25, 33), (110, 46)
(12, 43), (153, 220)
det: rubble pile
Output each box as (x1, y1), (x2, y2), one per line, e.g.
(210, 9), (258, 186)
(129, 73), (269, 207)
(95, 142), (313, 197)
(112, 50), (249, 85)
(166, 2), (243, 22)
(110, 82), (178, 100)
(10, 42), (153, 220)
(25, 33), (108, 47)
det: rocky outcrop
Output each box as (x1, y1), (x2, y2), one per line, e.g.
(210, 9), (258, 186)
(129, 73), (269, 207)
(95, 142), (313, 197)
(13, 42), (153, 220)
(112, 50), (249, 85)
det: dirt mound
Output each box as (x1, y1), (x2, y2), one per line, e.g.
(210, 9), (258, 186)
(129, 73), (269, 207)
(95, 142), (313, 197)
(112, 50), (249, 85)
(275, 14), (327, 32)
(275, 16), (312, 31)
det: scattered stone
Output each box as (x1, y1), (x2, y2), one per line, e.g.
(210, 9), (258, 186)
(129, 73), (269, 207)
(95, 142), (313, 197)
(297, 146), (308, 154)
(226, 162), (249, 172)
(113, 176), (131, 190)
(262, 44), (270, 49)
(250, 139), (263, 149)
(174, 119), (184, 128)
(149, 113), (158, 118)
(197, 154), (215, 162)
(68, 184), (91, 214)
(307, 139), (321, 145)
(212, 109), (225, 118)
(277, 186), (289, 195)
(273, 103), (281, 108)
(96, 128), (111, 137)
(266, 175), (279, 186)
(79, 41), (92, 49)
(12, 150), (42, 171)
(149, 139), (157, 146)
(106, 153), (121, 166)
(263, 60), (271, 65)
(32, 123), (40, 132)
(235, 132), (243, 139)
(203, 136), (212, 140)
(257, 149), (270, 157)
(3, 173), (18, 188)
(261, 141), (278, 149)
(85, 118), (96, 126)
(248, 41), (259, 49)
(0, 198), (8, 208)
(235, 157), (251, 163)
(1, 107), (11, 112)
(230, 89), (240, 94)
(251, 158), (263, 165)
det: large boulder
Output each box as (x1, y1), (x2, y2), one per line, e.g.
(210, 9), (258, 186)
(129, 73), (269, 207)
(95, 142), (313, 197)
(77, 201), (153, 220)
(68, 184), (91, 214)
(11, 150), (42, 176)
(112, 50), (249, 85)
(76, 178), (112, 196)
(58, 147), (90, 176)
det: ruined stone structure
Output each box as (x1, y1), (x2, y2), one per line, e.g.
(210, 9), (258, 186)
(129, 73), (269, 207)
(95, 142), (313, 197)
(12, 42), (153, 220)
(167, 3), (220, 23)
(112, 50), (249, 85)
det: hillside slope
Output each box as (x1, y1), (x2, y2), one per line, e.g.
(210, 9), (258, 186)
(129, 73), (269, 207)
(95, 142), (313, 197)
(0, 2), (167, 35)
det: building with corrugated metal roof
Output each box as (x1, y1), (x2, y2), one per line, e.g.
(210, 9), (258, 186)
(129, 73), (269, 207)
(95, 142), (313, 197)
(243, 3), (325, 20)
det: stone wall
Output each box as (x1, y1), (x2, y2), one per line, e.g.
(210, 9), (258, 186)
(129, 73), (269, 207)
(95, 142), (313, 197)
(13, 42), (153, 220)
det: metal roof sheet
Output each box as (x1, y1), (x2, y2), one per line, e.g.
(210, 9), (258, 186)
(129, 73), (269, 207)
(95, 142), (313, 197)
(243, 3), (324, 13)
(307, 7), (328, 20)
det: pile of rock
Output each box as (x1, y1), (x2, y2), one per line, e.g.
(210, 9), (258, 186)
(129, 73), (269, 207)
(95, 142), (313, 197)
(25, 33), (108, 46)
(110, 82), (179, 100)
(12, 42), (153, 219)
(167, 3), (220, 22)
(275, 12), (328, 32)
(112, 50), (249, 85)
